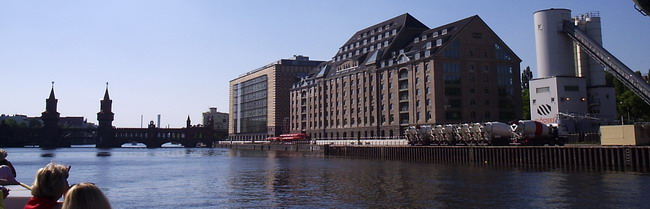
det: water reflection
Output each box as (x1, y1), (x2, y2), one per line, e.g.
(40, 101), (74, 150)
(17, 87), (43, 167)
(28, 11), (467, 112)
(6, 148), (650, 208)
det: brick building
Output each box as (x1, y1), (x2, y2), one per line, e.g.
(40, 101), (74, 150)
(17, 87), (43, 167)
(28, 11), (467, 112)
(289, 14), (521, 140)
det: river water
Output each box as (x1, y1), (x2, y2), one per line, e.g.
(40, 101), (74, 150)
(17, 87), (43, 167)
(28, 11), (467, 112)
(5, 147), (650, 208)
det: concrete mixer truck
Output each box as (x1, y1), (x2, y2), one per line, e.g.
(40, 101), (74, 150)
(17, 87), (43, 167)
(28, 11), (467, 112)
(404, 120), (566, 146)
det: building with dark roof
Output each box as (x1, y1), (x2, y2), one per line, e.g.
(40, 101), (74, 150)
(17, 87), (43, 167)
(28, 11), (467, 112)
(289, 13), (521, 140)
(229, 55), (324, 141)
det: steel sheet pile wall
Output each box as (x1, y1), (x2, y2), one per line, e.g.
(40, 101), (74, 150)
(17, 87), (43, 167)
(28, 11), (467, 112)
(326, 146), (650, 172)
(215, 144), (325, 152)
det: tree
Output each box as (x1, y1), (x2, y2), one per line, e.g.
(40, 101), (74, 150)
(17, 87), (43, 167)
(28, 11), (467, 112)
(521, 88), (530, 119)
(521, 66), (533, 89)
(27, 118), (43, 128)
(612, 71), (650, 123)
(1, 119), (17, 127)
(520, 66), (532, 120)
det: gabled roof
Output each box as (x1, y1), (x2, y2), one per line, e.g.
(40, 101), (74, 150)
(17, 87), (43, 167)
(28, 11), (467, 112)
(302, 14), (521, 82)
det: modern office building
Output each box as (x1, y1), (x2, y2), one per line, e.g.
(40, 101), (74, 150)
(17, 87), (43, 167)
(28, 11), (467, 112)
(229, 55), (324, 140)
(289, 13), (521, 140)
(202, 107), (228, 131)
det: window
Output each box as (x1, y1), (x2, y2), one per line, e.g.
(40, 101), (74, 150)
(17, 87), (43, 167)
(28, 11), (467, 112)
(536, 87), (550, 93)
(442, 29), (447, 35)
(436, 39), (443, 46)
(564, 86), (579, 91)
(414, 37), (419, 43)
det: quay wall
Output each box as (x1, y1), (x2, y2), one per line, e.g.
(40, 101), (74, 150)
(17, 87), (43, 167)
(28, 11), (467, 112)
(327, 146), (650, 172)
(214, 143), (326, 153)
(214, 143), (650, 172)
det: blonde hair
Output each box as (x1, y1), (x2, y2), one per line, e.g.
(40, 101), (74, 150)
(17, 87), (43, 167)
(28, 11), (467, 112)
(62, 183), (112, 209)
(31, 162), (70, 199)
(0, 149), (7, 160)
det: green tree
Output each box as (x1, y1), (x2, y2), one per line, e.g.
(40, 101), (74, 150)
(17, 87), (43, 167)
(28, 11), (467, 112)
(520, 66), (532, 120)
(27, 118), (43, 128)
(1, 119), (18, 127)
(521, 88), (530, 119)
(612, 71), (650, 123)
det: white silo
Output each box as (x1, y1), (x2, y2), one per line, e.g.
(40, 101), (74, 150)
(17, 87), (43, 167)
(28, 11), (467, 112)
(574, 12), (606, 86)
(534, 9), (575, 78)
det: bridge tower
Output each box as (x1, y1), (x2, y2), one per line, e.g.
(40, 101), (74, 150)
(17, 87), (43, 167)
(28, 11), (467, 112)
(40, 83), (66, 148)
(97, 84), (116, 148)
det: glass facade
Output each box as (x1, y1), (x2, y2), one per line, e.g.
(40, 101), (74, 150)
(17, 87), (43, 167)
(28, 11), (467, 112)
(233, 75), (268, 133)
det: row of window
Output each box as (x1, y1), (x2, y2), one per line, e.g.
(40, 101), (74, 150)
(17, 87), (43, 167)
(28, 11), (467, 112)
(413, 28), (449, 43)
(337, 40), (391, 61)
(341, 27), (398, 53)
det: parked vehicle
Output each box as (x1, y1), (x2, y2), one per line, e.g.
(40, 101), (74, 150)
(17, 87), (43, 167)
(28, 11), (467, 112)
(405, 120), (566, 146)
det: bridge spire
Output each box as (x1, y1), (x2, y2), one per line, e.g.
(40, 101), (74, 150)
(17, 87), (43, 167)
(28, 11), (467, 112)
(41, 82), (62, 148)
(48, 81), (56, 100)
(103, 82), (111, 100)
(97, 83), (115, 148)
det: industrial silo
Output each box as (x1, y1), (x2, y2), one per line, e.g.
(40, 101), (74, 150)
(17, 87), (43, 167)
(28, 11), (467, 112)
(574, 12), (606, 86)
(533, 9), (575, 78)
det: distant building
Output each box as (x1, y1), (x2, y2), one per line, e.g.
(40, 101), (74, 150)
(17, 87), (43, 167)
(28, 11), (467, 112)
(289, 13), (521, 139)
(202, 107), (228, 131)
(229, 55), (324, 141)
(0, 114), (94, 128)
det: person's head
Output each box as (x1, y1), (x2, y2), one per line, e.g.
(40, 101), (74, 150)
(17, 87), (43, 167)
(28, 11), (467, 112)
(31, 162), (70, 199)
(0, 149), (7, 161)
(62, 183), (112, 209)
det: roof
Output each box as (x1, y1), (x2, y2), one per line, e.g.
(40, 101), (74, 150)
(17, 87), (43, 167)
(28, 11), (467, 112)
(295, 14), (521, 86)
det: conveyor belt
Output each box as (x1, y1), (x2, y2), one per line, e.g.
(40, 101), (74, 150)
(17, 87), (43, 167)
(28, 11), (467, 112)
(563, 21), (650, 105)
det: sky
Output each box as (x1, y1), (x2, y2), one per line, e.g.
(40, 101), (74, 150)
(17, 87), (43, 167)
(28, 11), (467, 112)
(1, 0), (648, 128)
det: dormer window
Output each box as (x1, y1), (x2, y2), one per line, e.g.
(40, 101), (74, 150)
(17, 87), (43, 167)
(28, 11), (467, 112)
(433, 32), (438, 37)
(442, 29), (448, 35)
(392, 29), (397, 35)
(422, 35), (427, 40)
(414, 37), (419, 43)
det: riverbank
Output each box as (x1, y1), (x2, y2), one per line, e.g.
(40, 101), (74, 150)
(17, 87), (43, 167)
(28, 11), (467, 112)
(216, 142), (650, 172)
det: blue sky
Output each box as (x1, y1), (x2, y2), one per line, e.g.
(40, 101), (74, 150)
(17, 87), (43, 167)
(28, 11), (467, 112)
(1, 0), (648, 128)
